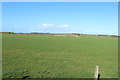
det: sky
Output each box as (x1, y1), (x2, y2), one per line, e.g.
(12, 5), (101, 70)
(2, 2), (118, 35)
(2, 0), (119, 2)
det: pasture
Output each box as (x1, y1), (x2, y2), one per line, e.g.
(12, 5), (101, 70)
(2, 34), (118, 78)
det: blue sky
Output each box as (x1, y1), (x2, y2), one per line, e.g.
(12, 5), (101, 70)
(2, 2), (118, 35)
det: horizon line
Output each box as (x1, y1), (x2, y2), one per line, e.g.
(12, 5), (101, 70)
(0, 32), (118, 36)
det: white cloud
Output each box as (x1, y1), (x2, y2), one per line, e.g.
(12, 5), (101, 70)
(29, 23), (69, 33)
(40, 23), (69, 29)
(59, 24), (68, 28)
(40, 23), (55, 28)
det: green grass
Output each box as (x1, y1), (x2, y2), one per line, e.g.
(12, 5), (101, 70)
(2, 34), (118, 78)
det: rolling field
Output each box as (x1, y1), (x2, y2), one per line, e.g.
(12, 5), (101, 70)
(2, 34), (118, 78)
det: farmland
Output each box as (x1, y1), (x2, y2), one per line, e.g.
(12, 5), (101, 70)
(2, 34), (118, 78)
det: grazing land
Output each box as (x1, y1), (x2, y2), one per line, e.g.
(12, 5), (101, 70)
(2, 34), (118, 78)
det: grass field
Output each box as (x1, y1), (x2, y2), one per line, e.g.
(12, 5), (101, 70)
(2, 34), (118, 78)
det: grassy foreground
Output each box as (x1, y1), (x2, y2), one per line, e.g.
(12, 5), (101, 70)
(2, 34), (118, 78)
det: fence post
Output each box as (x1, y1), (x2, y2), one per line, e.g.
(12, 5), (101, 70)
(94, 66), (100, 80)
